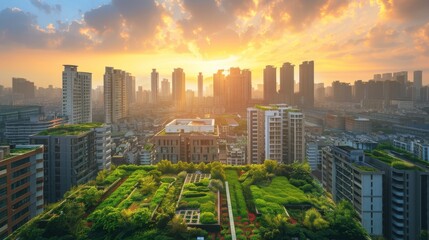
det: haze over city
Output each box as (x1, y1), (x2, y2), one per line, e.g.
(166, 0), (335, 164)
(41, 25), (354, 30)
(1, 0), (429, 88)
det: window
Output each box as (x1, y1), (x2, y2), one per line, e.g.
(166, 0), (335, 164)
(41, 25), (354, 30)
(12, 187), (29, 200)
(11, 158), (30, 168)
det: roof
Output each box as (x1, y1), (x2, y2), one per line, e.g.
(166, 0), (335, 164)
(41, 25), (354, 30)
(36, 123), (103, 136)
(0, 145), (42, 162)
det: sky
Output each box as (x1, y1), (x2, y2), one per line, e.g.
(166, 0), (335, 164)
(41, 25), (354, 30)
(1, 0), (429, 90)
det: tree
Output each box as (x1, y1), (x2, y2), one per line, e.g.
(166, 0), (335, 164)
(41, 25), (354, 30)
(131, 208), (152, 229)
(76, 186), (103, 210)
(210, 165), (226, 181)
(91, 206), (125, 233)
(303, 208), (329, 230)
(157, 160), (176, 174)
(327, 200), (368, 240)
(200, 212), (217, 224)
(264, 160), (278, 174)
(208, 179), (224, 192)
(95, 169), (108, 185)
(140, 176), (157, 195)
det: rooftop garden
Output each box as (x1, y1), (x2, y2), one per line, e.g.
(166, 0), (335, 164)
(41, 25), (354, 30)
(352, 163), (379, 172)
(37, 122), (103, 136)
(255, 104), (279, 111)
(10, 161), (368, 240)
(366, 145), (425, 171)
(1, 146), (41, 161)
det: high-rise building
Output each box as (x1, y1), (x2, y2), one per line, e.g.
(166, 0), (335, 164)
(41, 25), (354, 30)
(414, 70), (423, 101)
(213, 70), (226, 106)
(151, 69), (159, 104)
(104, 67), (132, 124)
(263, 65), (277, 104)
(172, 68), (186, 110)
(152, 119), (219, 163)
(322, 146), (383, 236)
(30, 123), (105, 203)
(242, 69), (252, 107)
(279, 62), (294, 104)
(366, 149), (429, 240)
(12, 78), (35, 99)
(299, 61), (314, 108)
(353, 80), (366, 102)
(247, 104), (304, 164)
(126, 74), (136, 105)
(332, 81), (352, 102)
(161, 78), (170, 98)
(198, 72), (203, 99)
(94, 124), (112, 171)
(62, 65), (92, 124)
(227, 67), (244, 112)
(0, 145), (45, 238)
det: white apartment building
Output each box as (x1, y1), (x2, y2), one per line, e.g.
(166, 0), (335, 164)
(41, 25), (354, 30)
(94, 124), (112, 170)
(62, 65), (92, 124)
(247, 104), (305, 164)
(104, 67), (133, 124)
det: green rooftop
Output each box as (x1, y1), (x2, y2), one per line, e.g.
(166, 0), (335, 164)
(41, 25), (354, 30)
(255, 104), (279, 111)
(352, 163), (378, 172)
(37, 123), (103, 136)
(366, 149), (425, 171)
(1, 146), (40, 161)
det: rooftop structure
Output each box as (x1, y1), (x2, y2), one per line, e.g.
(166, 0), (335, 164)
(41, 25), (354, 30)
(37, 122), (102, 136)
(165, 119), (215, 134)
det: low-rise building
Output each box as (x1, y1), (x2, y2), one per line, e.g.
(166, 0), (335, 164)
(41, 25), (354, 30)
(152, 119), (219, 163)
(0, 145), (44, 238)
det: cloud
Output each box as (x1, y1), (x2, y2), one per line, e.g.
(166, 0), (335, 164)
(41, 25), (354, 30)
(414, 22), (429, 55)
(0, 8), (51, 48)
(365, 23), (400, 48)
(29, 0), (61, 14)
(378, 0), (429, 23)
(83, 0), (169, 51)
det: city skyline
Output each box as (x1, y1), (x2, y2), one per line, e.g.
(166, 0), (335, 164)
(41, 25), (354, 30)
(1, 1), (429, 88)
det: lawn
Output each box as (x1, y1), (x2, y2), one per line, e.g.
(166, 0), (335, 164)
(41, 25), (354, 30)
(225, 170), (248, 218)
(251, 176), (310, 215)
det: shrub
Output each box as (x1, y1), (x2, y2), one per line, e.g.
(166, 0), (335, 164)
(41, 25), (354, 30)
(200, 212), (217, 224)
(200, 201), (215, 213)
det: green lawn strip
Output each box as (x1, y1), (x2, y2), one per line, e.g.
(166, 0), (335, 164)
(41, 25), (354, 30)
(225, 170), (248, 219)
(251, 176), (309, 216)
(89, 170), (146, 217)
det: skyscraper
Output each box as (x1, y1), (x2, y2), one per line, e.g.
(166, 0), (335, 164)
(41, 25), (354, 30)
(247, 104), (305, 164)
(62, 65), (92, 124)
(172, 68), (186, 110)
(242, 69), (252, 107)
(161, 78), (170, 97)
(279, 62), (294, 104)
(263, 65), (277, 104)
(12, 78), (35, 99)
(414, 70), (423, 101)
(151, 69), (159, 104)
(126, 73), (136, 105)
(104, 67), (132, 124)
(198, 72), (203, 99)
(299, 61), (314, 108)
(213, 70), (226, 106)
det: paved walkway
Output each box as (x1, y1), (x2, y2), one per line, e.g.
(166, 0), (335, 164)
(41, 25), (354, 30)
(225, 182), (237, 240)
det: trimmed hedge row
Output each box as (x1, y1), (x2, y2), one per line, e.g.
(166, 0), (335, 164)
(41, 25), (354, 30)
(225, 170), (248, 218)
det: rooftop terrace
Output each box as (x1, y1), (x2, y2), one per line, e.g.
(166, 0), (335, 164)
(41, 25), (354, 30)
(37, 123), (103, 136)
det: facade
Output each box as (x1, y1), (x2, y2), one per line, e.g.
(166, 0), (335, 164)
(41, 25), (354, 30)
(62, 65), (92, 124)
(0, 145), (44, 238)
(299, 61), (314, 108)
(0, 105), (43, 143)
(279, 62), (294, 104)
(393, 138), (429, 162)
(94, 125), (112, 171)
(5, 117), (65, 145)
(30, 124), (102, 203)
(213, 70), (226, 107)
(172, 68), (186, 111)
(366, 151), (429, 240)
(151, 69), (159, 104)
(152, 119), (219, 163)
(306, 142), (320, 170)
(263, 65), (277, 104)
(247, 104), (305, 164)
(226, 145), (246, 165)
(104, 67), (133, 124)
(322, 146), (383, 236)
(12, 78), (35, 99)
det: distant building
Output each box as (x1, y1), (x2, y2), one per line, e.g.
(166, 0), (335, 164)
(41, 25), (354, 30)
(322, 146), (383, 236)
(151, 69), (159, 104)
(140, 145), (154, 165)
(198, 72), (203, 99)
(172, 68), (186, 111)
(247, 104), (305, 164)
(345, 117), (372, 133)
(62, 65), (92, 124)
(299, 61), (314, 108)
(0, 105), (43, 143)
(5, 117), (65, 145)
(161, 78), (170, 98)
(0, 145), (44, 238)
(306, 142), (321, 170)
(332, 81), (352, 102)
(393, 138), (429, 162)
(226, 146), (246, 165)
(279, 62), (294, 104)
(263, 65), (277, 104)
(104, 67), (133, 124)
(30, 123), (105, 202)
(152, 119), (219, 163)
(12, 78), (35, 99)
(413, 70), (422, 101)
